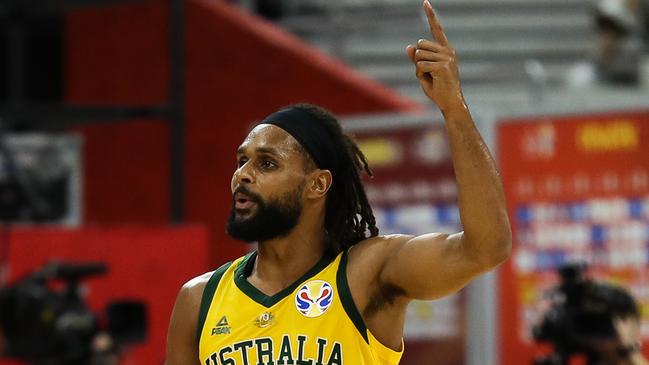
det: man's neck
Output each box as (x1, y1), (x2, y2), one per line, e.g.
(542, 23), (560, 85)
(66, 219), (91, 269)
(249, 227), (328, 296)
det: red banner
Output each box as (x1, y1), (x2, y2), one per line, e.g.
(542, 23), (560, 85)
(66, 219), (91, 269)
(498, 110), (649, 365)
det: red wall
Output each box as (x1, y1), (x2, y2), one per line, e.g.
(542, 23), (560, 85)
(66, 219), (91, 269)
(3, 226), (210, 365)
(66, 0), (419, 265)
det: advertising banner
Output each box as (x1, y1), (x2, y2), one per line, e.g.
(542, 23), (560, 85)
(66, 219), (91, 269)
(498, 110), (649, 364)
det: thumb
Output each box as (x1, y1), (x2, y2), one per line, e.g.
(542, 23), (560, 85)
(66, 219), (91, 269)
(406, 45), (416, 64)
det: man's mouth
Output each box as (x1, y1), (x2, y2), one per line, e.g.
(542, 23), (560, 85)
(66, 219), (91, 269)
(234, 192), (257, 210)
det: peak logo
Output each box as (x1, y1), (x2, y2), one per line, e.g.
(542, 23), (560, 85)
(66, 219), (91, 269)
(211, 316), (231, 335)
(295, 280), (333, 318)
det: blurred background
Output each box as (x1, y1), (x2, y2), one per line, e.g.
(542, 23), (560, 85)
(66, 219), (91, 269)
(0, 0), (648, 364)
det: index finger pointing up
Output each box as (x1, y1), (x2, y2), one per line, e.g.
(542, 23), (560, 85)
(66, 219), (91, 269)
(423, 0), (449, 46)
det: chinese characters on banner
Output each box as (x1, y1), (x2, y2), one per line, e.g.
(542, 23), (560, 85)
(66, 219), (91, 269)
(498, 111), (649, 365)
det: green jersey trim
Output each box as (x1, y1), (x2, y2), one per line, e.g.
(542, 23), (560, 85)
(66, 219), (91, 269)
(336, 249), (369, 343)
(196, 261), (233, 343)
(234, 250), (336, 308)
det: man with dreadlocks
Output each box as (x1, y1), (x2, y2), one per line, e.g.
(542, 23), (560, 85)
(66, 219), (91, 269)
(166, 1), (511, 364)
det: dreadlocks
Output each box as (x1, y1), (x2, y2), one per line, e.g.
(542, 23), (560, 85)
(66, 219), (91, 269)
(289, 103), (379, 254)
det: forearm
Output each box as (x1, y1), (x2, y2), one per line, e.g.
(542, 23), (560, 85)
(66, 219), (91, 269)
(443, 105), (511, 264)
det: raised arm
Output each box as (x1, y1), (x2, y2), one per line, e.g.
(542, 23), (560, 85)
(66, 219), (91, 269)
(378, 0), (511, 300)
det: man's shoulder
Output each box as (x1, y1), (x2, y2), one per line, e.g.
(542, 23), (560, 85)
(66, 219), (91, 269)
(179, 258), (241, 300)
(342, 235), (414, 318)
(183, 271), (214, 290)
(351, 234), (412, 255)
(177, 271), (214, 304)
(346, 234), (413, 272)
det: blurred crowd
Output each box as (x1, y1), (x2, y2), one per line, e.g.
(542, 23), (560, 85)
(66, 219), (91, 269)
(570, 0), (649, 86)
(236, 0), (649, 88)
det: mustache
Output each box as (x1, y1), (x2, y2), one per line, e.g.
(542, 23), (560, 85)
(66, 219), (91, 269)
(232, 186), (263, 205)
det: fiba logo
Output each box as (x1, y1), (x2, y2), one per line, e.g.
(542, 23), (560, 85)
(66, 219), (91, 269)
(295, 280), (334, 318)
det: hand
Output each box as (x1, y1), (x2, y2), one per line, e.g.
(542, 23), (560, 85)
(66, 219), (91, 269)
(615, 316), (642, 350)
(406, 0), (466, 112)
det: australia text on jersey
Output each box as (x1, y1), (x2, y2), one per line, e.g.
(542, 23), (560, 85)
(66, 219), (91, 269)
(204, 335), (343, 365)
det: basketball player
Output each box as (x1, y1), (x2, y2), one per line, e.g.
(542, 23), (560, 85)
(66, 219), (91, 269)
(166, 1), (512, 364)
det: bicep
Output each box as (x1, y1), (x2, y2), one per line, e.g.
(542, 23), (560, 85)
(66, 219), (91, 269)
(380, 232), (487, 300)
(166, 285), (201, 365)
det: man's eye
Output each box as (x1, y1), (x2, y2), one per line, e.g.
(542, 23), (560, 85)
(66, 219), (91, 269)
(261, 160), (277, 169)
(237, 158), (248, 167)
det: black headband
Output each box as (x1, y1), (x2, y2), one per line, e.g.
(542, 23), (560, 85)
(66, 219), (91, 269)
(261, 107), (340, 171)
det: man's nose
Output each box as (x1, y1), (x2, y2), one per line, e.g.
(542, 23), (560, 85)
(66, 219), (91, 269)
(235, 164), (254, 184)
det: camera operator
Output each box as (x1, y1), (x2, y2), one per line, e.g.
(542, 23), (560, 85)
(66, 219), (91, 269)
(0, 262), (147, 365)
(591, 315), (649, 365)
(533, 263), (649, 365)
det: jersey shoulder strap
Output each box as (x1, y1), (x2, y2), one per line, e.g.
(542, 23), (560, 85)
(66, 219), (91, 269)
(336, 248), (369, 343)
(195, 260), (233, 342)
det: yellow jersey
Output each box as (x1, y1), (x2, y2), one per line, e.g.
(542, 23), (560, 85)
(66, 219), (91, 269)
(197, 249), (403, 365)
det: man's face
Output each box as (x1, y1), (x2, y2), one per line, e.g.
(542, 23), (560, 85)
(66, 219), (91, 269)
(226, 125), (310, 243)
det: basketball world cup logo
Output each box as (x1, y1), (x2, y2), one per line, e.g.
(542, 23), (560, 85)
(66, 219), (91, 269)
(295, 280), (334, 318)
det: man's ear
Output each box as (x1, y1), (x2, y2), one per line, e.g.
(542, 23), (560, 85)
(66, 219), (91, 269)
(307, 169), (332, 199)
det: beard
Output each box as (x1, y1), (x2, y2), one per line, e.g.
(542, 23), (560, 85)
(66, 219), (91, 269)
(226, 184), (304, 243)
